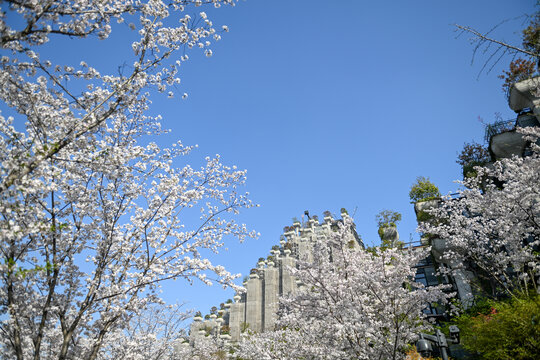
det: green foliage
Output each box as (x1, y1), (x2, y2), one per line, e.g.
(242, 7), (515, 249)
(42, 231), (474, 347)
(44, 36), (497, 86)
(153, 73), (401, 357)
(457, 142), (490, 179)
(451, 294), (540, 360)
(499, 58), (538, 96)
(416, 210), (433, 223)
(409, 176), (440, 203)
(377, 227), (385, 241)
(240, 322), (250, 333)
(194, 311), (202, 318)
(340, 207), (348, 215)
(374, 210), (404, 248)
(221, 325), (230, 335)
(522, 13), (540, 55)
(375, 209), (402, 228)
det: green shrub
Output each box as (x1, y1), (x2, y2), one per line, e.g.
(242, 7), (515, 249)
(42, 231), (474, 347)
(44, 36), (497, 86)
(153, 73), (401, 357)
(452, 294), (540, 359)
(457, 142), (490, 179)
(375, 209), (402, 229)
(409, 176), (440, 203)
(416, 210), (433, 222)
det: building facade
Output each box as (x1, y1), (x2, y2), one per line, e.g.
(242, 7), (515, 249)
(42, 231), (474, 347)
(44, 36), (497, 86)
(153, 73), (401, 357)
(189, 212), (362, 343)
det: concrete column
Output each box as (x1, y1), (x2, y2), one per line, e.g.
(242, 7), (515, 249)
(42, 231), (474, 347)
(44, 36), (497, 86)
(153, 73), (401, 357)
(245, 273), (263, 332)
(263, 262), (279, 331)
(280, 250), (297, 295)
(189, 318), (204, 344)
(229, 295), (245, 341)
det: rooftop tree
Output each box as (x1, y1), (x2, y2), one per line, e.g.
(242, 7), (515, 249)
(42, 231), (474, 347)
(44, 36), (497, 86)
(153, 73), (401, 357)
(409, 176), (441, 203)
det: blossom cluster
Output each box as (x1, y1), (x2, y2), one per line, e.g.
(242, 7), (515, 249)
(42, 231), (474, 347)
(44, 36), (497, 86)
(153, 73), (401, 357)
(237, 218), (451, 360)
(0, 1), (258, 359)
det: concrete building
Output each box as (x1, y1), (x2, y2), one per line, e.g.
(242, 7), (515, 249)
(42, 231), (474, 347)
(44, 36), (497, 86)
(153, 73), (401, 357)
(189, 211), (363, 342)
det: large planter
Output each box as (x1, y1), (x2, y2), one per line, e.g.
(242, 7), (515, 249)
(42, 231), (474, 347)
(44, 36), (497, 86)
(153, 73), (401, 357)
(380, 225), (399, 243)
(508, 76), (540, 114)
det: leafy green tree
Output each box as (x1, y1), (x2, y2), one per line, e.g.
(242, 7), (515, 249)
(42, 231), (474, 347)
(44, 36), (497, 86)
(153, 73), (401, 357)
(375, 210), (403, 248)
(409, 177), (441, 203)
(375, 210), (402, 229)
(456, 142), (491, 179)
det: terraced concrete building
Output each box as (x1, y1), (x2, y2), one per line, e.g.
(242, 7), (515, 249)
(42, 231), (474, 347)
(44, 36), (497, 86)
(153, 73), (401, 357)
(189, 211), (363, 343)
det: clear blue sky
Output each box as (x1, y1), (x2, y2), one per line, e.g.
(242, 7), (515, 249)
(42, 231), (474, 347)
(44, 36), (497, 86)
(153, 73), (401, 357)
(5, 0), (537, 316)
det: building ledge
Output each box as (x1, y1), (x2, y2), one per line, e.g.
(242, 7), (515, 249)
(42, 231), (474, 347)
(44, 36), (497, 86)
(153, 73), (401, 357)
(509, 76), (540, 116)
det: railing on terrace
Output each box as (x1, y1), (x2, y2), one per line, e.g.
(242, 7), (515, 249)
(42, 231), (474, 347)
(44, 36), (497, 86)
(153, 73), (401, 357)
(446, 192), (461, 200)
(483, 119), (516, 143)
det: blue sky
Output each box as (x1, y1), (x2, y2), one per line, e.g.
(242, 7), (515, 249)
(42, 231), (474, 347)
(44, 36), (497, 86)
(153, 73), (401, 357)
(4, 0), (537, 316)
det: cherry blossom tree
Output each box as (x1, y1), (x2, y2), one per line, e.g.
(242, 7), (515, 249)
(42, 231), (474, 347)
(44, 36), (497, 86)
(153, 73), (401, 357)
(175, 334), (230, 360)
(101, 303), (192, 360)
(0, 1), (256, 359)
(237, 218), (451, 360)
(421, 127), (540, 297)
